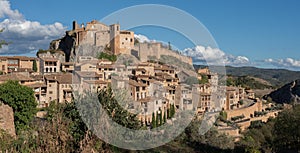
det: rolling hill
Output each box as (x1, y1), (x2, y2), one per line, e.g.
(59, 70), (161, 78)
(194, 65), (300, 88)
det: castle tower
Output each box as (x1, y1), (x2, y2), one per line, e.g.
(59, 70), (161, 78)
(72, 21), (79, 30)
(110, 24), (120, 55)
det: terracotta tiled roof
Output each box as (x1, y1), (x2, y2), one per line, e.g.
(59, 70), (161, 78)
(62, 62), (75, 65)
(30, 75), (44, 81)
(154, 65), (174, 71)
(129, 80), (147, 87)
(226, 86), (237, 91)
(96, 64), (115, 69)
(0, 73), (34, 81)
(134, 68), (146, 72)
(25, 82), (47, 88)
(137, 97), (152, 103)
(83, 80), (107, 84)
(44, 73), (73, 84)
(75, 71), (103, 78)
(40, 57), (58, 62)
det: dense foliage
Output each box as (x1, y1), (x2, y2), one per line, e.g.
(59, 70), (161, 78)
(194, 64), (300, 87)
(97, 52), (117, 62)
(0, 80), (37, 134)
(1, 81), (300, 152)
(226, 75), (272, 89)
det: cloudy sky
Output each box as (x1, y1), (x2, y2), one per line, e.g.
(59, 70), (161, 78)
(1, 0), (300, 70)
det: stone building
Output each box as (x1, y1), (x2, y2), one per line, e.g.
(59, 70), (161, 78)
(0, 56), (39, 74)
(69, 20), (134, 55)
(39, 57), (60, 74)
(44, 73), (73, 104)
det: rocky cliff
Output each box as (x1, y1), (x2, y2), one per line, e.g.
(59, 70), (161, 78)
(267, 79), (300, 104)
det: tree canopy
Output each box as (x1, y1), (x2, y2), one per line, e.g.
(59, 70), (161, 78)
(0, 80), (37, 133)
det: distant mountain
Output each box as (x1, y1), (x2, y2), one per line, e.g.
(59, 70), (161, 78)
(194, 65), (300, 87)
(266, 79), (300, 104)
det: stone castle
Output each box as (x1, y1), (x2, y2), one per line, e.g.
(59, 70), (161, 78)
(49, 20), (192, 65)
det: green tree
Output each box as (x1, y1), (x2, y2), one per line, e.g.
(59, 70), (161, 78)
(273, 105), (300, 152)
(170, 104), (176, 118)
(0, 81), (37, 134)
(167, 107), (170, 119)
(0, 29), (9, 49)
(32, 60), (38, 72)
(151, 112), (156, 128)
(163, 110), (167, 124)
(199, 74), (209, 84)
(97, 52), (117, 62)
(98, 87), (141, 129)
(156, 111), (159, 127)
(159, 111), (163, 126)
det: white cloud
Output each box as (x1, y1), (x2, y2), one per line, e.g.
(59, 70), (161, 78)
(0, 1), (23, 20)
(264, 58), (300, 69)
(134, 34), (152, 43)
(0, 0), (66, 54)
(182, 45), (250, 66)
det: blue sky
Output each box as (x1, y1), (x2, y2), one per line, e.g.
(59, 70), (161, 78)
(1, 0), (300, 70)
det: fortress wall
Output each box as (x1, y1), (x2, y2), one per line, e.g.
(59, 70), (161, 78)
(95, 31), (110, 47)
(226, 101), (263, 120)
(135, 43), (193, 65)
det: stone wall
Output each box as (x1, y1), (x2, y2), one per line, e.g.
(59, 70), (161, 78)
(133, 43), (193, 65)
(225, 101), (263, 120)
(0, 103), (16, 137)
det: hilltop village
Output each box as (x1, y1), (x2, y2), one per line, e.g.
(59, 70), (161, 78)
(0, 20), (284, 140)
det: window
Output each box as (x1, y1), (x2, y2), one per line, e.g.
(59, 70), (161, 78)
(49, 91), (53, 94)
(125, 38), (128, 40)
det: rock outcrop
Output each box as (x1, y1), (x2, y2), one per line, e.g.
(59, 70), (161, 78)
(0, 103), (16, 137)
(267, 79), (300, 104)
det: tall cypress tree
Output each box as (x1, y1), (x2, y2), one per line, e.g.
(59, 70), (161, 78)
(159, 111), (163, 126)
(163, 110), (167, 124)
(167, 107), (170, 119)
(151, 112), (156, 128)
(32, 59), (38, 72)
(156, 111), (159, 127)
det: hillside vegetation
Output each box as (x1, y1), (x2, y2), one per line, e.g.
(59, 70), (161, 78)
(194, 65), (300, 87)
(226, 75), (273, 89)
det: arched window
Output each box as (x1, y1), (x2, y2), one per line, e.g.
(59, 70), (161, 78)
(46, 67), (48, 72)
